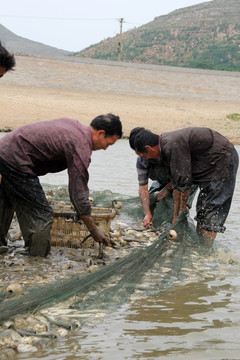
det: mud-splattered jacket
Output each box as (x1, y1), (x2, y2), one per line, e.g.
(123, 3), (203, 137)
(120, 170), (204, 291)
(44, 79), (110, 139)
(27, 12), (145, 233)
(136, 157), (169, 187)
(161, 127), (234, 192)
(136, 127), (234, 193)
(0, 118), (93, 215)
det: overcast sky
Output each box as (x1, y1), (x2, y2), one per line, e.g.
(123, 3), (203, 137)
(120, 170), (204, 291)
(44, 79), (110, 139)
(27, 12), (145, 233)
(0, 0), (212, 52)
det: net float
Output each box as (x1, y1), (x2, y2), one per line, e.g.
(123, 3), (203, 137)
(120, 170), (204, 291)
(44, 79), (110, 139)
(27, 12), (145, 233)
(168, 229), (177, 240)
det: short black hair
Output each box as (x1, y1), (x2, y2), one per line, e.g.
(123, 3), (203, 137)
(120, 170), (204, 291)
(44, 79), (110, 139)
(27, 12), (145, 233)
(90, 113), (122, 138)
(0, 42), (16, 72)
(129, 127), (145, 150)
(134, 129), (159, 153)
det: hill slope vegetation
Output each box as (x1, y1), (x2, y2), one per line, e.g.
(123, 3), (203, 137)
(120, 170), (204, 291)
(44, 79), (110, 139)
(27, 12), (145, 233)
(76, 0), (240, 71)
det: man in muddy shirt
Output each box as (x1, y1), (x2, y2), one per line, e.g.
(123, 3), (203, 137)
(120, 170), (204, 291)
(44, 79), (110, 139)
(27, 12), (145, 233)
(129, 127), (174, 227)
(132, 127), (239, 245)
(0, 114), (122, 256)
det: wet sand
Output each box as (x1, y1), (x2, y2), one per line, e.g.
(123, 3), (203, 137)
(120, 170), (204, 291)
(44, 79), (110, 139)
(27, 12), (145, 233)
(0, 55), (240, 143)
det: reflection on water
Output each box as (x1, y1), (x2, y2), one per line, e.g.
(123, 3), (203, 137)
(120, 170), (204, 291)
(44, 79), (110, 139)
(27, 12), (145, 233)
(19, 271), (240, 360)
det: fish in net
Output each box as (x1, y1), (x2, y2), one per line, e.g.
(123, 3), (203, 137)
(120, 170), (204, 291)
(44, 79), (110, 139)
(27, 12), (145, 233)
(0, 198), (201, 324)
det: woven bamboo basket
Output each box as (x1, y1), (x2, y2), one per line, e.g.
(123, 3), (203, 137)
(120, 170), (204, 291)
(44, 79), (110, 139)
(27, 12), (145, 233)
(51, 206), (116, 248)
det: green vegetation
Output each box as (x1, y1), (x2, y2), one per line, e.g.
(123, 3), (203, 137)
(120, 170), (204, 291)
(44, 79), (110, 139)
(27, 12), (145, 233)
(186, 41), (240, 71)
(76, 0), (240, 72)
(227, 113), (240, 121)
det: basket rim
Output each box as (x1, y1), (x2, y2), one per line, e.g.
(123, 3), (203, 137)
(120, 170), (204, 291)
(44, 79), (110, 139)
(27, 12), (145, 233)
(53, 207), (116, 219)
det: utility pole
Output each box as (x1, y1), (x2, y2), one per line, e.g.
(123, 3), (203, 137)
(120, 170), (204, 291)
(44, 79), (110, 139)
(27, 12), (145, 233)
(117, 18), (124, 61)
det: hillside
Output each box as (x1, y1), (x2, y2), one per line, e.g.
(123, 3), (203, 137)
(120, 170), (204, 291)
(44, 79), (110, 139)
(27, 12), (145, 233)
(0, 23), (71, 57)
(76, 0), (240, 71)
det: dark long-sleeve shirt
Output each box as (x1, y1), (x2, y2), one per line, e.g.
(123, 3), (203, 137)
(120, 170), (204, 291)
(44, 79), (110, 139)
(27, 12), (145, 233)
(161, 127), (234, 192)
(136, 157), (161, 186)
(0, 118), (93, 215)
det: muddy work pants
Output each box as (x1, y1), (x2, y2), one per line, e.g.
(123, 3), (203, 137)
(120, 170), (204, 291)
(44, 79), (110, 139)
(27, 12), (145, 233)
(195, 147), (239, 233)
(0, 158), (53, 257)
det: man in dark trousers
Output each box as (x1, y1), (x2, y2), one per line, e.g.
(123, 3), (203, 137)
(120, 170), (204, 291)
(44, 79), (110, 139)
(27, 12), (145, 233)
(0, 41), (15, 78)
(0, 114), (122, 256)
(132, 127), (239, 245)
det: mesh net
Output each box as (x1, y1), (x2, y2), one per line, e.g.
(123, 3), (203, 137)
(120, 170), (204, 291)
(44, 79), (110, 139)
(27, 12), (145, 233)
(0, 185), (201, 323)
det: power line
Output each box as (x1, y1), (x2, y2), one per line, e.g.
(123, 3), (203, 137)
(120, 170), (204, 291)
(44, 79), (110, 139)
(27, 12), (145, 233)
(0, 14), (141, 26)
(0, 14), (121, 21)
(0, 15), (117, 21)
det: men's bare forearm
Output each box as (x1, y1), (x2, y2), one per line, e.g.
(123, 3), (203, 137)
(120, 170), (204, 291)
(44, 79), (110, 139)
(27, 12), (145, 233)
(80, 215), (97, 233)
(139, 185), (150, 215)
(179, 188), (190, 212)
(139, 184), (153, 227)
(173, 189), (181, 223)
(81, 215), (110, 245)
(173, 188), (190, 223)
(157, 181), (173, 201)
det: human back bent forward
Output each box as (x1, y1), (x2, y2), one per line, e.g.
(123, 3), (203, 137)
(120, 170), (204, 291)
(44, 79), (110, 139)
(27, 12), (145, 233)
(129, 127), (198, 230)
(132, 126), (239, 245)
(0, 114), (122, 256)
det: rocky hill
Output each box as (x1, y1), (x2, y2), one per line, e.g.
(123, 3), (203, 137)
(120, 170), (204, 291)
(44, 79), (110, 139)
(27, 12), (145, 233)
(0, 23), (71, 57)
(76, 0), (240, 71)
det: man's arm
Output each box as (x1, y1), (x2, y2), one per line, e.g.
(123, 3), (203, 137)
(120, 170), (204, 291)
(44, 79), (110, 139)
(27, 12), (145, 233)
(67, 144), (110, 245)
(81, 215), (110, 245)
(157, 181), (173, 201)
(139, 184), (152, 227)
(139, 181), (173, 227)
(172, 188), (191, 224)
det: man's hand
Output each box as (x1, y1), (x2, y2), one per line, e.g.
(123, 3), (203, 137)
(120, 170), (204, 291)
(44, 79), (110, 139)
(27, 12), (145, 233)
(81, 214), (110, 246)
(143, 211), (153, 227)
(139, 184), (152, 227)
(90, 227), (110, 246)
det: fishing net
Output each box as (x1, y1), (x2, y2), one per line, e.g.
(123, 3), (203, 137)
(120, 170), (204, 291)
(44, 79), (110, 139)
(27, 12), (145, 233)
(0, 184), (201, 323)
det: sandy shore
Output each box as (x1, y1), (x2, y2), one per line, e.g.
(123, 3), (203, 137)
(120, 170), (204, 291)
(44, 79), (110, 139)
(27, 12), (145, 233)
(0, 55), (240, 143)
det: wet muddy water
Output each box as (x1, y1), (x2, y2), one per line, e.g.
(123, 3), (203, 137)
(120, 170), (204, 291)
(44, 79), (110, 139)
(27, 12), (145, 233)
(3, 139), (240, 360)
